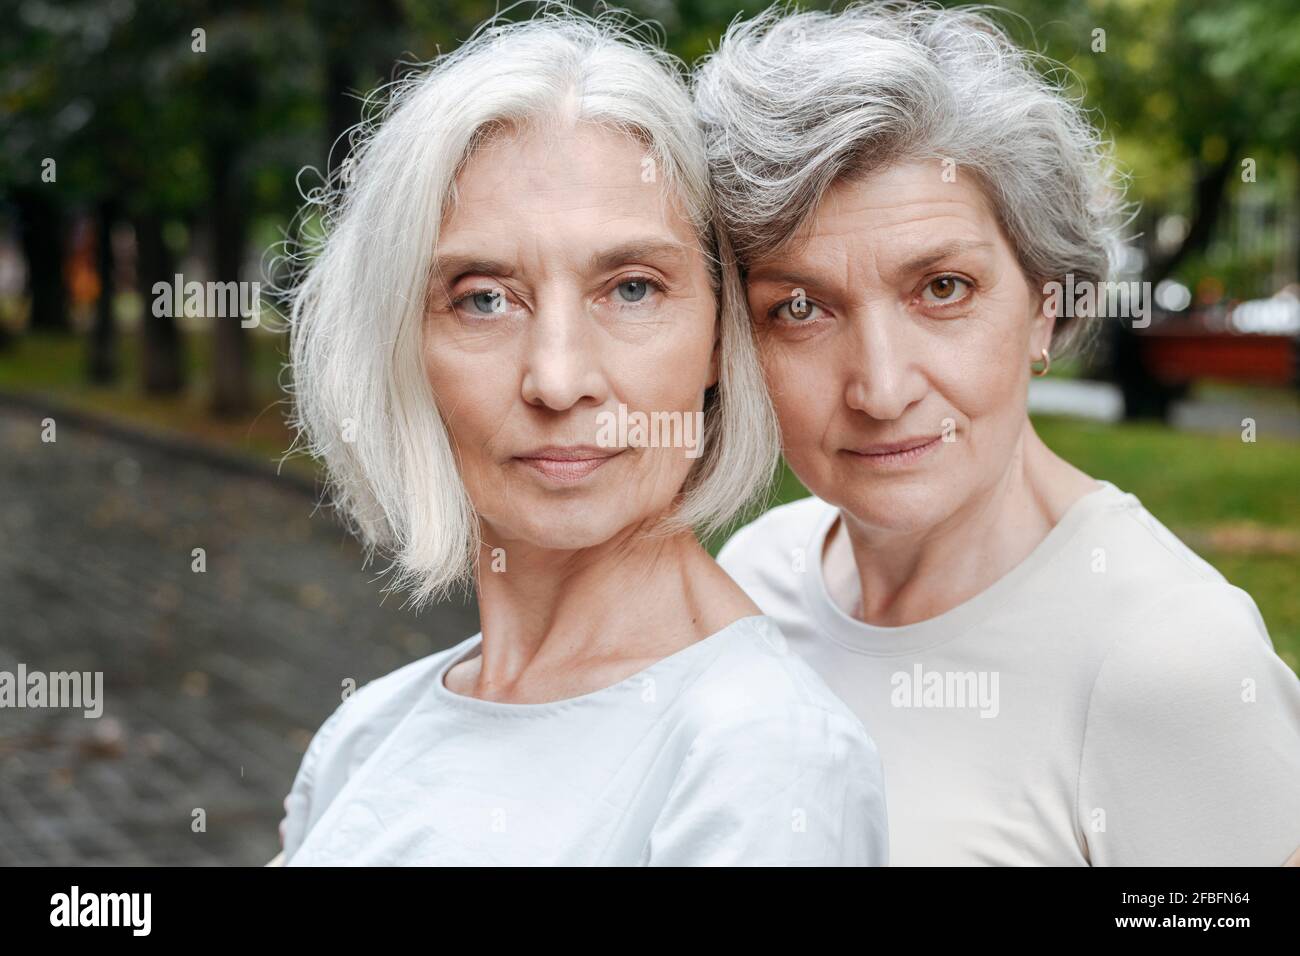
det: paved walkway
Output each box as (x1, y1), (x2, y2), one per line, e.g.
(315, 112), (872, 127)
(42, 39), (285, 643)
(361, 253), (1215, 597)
(0, 404), (477, 865)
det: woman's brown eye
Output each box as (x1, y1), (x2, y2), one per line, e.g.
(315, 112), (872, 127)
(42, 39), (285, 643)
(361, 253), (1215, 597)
(775, 299), (817, 322)
(922, 276), (969, 303)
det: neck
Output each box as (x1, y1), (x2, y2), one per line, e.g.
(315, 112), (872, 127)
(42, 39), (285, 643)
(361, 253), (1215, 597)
(830, 419), (1097, 626)
(470, 517), (749, 696)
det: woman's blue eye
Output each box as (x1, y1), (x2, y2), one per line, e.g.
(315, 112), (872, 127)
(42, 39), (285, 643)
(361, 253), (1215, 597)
(469, 291), (503, 314)
(616, 280), (649, 303)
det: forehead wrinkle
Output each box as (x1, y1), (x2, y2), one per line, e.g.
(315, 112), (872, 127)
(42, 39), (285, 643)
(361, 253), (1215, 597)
(801, 208), (996, 281)
(453, 123), (668, 216)
(755, 181), (997, 289)
(436, 123), (709, 297)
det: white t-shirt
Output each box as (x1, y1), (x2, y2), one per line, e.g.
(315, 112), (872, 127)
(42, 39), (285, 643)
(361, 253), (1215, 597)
(718, 481), (1300, 866)
(280, 614), (888, 865)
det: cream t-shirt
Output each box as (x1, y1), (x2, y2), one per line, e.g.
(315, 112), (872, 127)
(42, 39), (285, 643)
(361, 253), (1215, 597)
(280, 614), (888, 865)
(718, 481), (1300, 865)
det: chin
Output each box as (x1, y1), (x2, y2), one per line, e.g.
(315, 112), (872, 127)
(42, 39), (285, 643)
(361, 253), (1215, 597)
(498, 503), (639, 553)
(833, 483), (956, 537)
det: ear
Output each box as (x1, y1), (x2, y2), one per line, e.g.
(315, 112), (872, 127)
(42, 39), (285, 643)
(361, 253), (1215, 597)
(1031, 275), (1060, 359)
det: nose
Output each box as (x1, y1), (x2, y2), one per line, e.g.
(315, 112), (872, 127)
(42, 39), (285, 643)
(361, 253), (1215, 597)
(842, 305), (927, 421)
(519, 298), (609, 411)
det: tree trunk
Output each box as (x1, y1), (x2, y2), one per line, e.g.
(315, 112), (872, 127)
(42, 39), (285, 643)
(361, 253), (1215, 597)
(1148, 146), (1239, 285)
(137, 215), (185, 395)
(14, 187), (70, 334)
(209, 155), (250, 418)
(87, 199), (118, 384)
(325, 49), (354, 179)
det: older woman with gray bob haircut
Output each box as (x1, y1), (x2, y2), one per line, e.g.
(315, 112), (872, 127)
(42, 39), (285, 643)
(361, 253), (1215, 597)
(273, 8), (888, 866)
(703, 1), (1300, 866)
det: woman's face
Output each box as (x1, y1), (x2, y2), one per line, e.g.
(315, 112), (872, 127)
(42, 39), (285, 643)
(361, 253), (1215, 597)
(423, 122), (717, 553)
(744, 160), (1053, 536)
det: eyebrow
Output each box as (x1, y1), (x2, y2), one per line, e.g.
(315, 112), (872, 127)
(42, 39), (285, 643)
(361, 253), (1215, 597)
(430, 255), (516, 284)
(894, 239), (994, 276)
(587, 240), (691, 274)
(743, 266), (826, 290)
(431, 240), (692, 287)
(746, 239), (995, 288)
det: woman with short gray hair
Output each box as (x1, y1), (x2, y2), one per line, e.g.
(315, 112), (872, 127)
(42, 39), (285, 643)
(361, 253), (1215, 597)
(700, 1), (1300, 865)
(273, 8), (888, 866)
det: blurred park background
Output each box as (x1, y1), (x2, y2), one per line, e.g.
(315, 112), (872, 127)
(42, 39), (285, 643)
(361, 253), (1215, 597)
(1, 0), (1298, 864)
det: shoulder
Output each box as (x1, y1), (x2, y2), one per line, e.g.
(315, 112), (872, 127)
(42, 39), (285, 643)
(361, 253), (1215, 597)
(280, 634), (479, 857)
(675, 616), (881, 761)
(1085, 578), (1283, 720)
(1076, 486), (1285, 710)
(1076, 578), (1300, 864)
(345, 635), (476, 720)
(716, 495), (835, 578)
(1054, 484), (1277, 665)
(644, 618), (888, 865)
(305, 634), (478, 768)
(1069, 483), (1229, 600)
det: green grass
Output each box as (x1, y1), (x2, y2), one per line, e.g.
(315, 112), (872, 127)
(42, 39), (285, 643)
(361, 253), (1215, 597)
(1033, 415), (1300, 532)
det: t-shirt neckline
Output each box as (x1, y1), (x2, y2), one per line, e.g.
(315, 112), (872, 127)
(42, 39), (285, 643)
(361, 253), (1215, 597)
(803, 480), (1129, 656)
(431, 613), (772, 715)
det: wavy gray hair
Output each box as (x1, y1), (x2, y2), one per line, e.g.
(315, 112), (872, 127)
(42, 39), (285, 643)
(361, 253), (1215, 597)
(693, 0), (1130, 357)
(282, 7), (779, 610)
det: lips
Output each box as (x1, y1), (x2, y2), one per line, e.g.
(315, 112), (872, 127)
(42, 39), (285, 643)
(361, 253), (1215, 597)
(842, 435), (942, 466)
(513, 445), (624, 482)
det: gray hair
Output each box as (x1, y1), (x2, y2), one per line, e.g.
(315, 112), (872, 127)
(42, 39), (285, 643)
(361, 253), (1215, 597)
(693, 1), (1130, 356)
(281, 6), (779, 610)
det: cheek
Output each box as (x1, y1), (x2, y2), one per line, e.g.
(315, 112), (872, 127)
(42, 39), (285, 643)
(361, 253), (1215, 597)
(760, 345), (834, 453)
(934, 301), (1032, 421)
(931, 335), (1029, 480)
(617, 317), (716, 412)
(423, 350), (515, 463)
(940, 354), (1019, 427)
